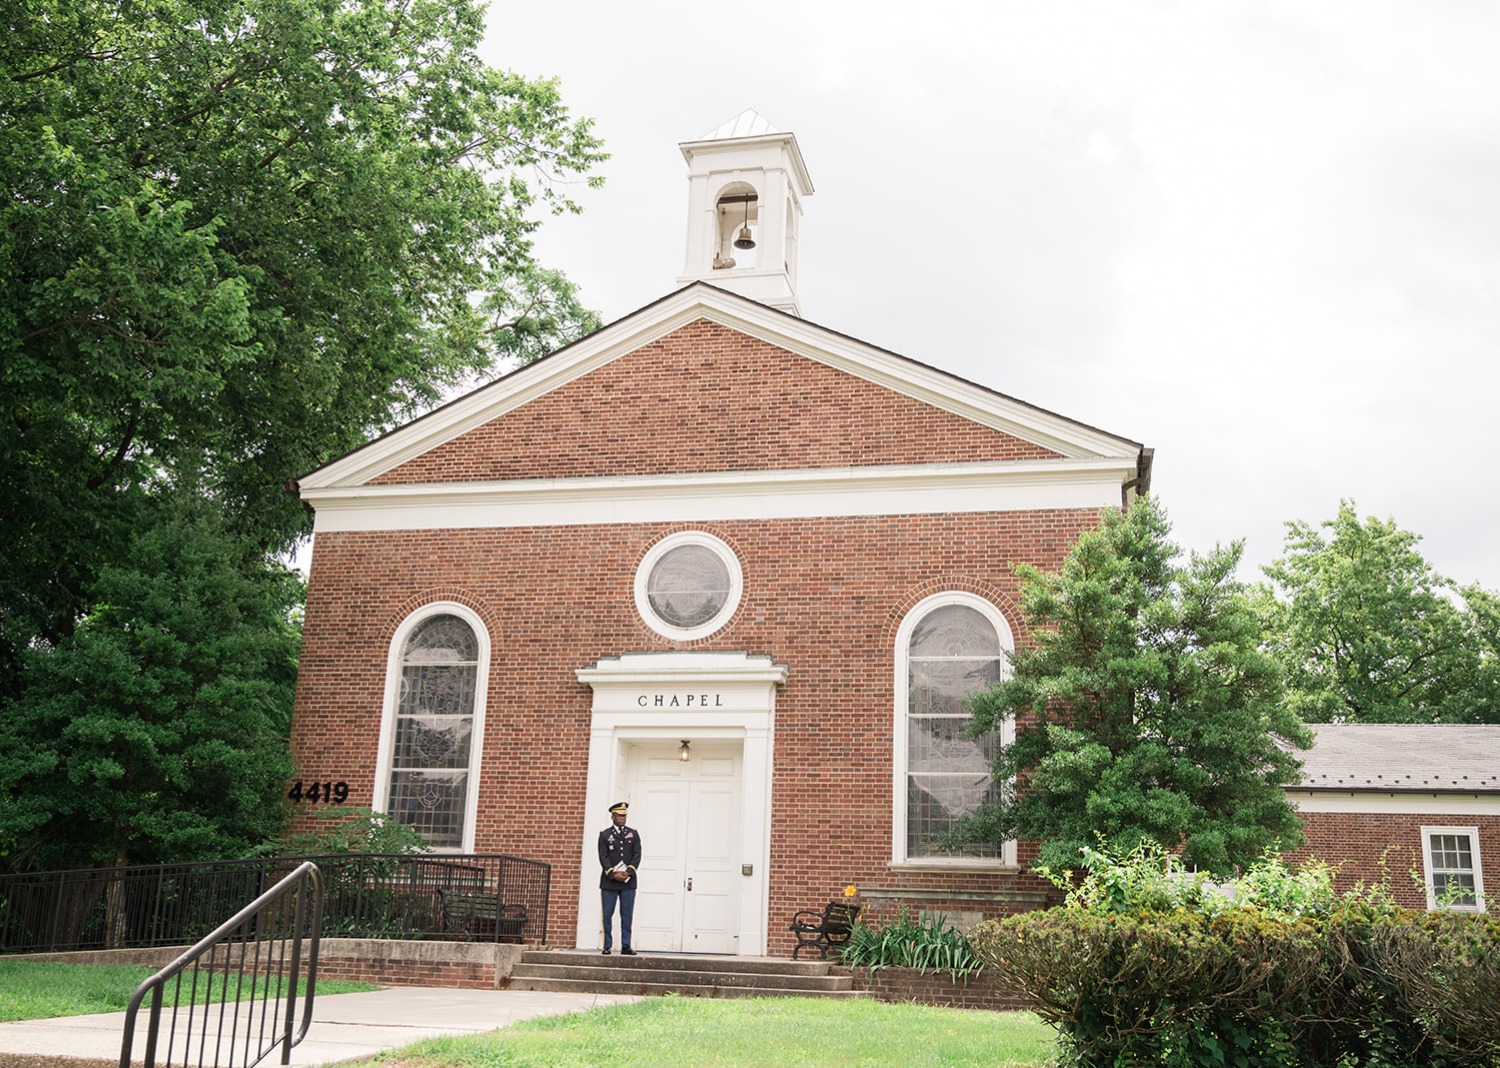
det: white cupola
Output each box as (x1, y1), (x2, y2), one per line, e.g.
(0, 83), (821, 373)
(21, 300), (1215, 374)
(677, 110), (814, 317)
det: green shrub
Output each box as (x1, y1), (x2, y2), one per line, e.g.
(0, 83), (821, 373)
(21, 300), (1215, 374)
(1043, 839), (1341, 920)
(970, 907), (1324, 1066)
(1366, 908), (1500, 1063)
(256, 806), (427, 856)
(971, 841), (1497, 1068)
(838, 905), (985, 982)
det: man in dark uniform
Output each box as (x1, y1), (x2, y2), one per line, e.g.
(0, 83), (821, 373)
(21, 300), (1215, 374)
(598, 801), (641, 955)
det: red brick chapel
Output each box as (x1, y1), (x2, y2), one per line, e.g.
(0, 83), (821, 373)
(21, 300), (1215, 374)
(287, 111), (1155, 955)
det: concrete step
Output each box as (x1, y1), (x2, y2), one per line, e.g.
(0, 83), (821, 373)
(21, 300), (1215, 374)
(514, 962), (852, 991)
(507, 950), (867, 1000)
(508, 976), (867, 999)
(518, 950), (840, 976)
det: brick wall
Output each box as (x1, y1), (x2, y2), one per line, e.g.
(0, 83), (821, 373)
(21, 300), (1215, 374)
(291, 508), (1098, 954)
(847, 966), (1029, 1012)
(311, 939), (523, 989)
(370, 319), (1061, 486)
(3, 939), (522, 990)
(1283, 808), (1500, 910)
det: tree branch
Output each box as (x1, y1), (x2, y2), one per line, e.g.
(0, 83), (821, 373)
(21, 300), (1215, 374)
(86, 405), (142, 491)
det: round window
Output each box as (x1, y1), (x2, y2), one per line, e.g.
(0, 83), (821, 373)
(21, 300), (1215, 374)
(634, 532), (743, 641)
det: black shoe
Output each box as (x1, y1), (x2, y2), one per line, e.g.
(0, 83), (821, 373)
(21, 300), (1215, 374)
(601, 947), (611, 955)
(621, 946), (637, 956)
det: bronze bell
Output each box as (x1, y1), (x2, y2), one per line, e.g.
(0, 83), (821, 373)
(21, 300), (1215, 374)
(734, 226), (756, 250)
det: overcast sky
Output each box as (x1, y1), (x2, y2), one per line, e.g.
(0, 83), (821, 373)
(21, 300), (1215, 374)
(474, 1), (1500, 592)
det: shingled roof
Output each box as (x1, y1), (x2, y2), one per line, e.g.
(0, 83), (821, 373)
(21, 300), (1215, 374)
(1295, 723), (1500, 794)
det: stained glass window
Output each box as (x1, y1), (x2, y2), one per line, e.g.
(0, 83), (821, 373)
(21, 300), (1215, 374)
(905, 603), (1007, 859)
(386, 614), (479, 848)
(647, 544), (732, 628)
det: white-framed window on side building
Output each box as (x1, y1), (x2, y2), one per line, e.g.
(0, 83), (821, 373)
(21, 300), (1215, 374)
(372, 603), (490, 851)
(1421, 826), (1485, 912)
(892, 592), (1016, 867)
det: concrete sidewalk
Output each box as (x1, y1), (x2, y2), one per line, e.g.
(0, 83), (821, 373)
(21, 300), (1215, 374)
(0, 987), (642, 1067)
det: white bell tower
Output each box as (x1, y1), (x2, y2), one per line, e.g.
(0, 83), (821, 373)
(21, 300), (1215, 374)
(678, 110), (814, 317)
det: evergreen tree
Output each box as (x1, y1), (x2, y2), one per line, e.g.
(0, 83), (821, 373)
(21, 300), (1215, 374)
(952, 497), (1310, 877)
(0, 495), (302, 870)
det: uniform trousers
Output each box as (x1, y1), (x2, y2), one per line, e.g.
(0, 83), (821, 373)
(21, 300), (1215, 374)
(601, 887), (635, 950)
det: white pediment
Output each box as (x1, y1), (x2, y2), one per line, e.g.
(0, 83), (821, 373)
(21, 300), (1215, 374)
(297, 283), (1144, 493)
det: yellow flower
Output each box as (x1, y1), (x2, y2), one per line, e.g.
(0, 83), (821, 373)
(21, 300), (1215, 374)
(844, 885), (858, 897)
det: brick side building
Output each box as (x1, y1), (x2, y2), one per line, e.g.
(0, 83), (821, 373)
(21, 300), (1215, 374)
(286, 113), (1159, 954)
(1284, 724), (1499, 912)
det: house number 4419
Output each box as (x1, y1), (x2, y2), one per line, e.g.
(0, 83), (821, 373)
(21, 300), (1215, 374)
(287, 781), (349, 803)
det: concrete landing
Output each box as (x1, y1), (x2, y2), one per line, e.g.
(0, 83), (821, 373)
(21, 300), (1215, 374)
(0, 986), (642, 1068)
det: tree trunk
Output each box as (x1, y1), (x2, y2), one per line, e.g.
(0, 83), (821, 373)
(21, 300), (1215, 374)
(104, 842), (130, 949)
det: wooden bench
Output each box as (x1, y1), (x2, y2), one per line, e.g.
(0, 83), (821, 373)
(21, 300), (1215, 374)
(436, 890), (527, 943)
(788, 901), (861, 960)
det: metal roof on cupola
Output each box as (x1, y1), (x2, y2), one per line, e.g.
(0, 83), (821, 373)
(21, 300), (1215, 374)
(678, 110), (813, 317)
(692, 108), (781, 141)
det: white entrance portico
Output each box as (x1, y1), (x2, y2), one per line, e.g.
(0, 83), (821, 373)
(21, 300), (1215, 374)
(575, 652), (788, 955)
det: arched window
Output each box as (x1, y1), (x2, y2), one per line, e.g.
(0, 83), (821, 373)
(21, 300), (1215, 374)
(373, 604), (489, 850)
(893, 593), (1015, 865)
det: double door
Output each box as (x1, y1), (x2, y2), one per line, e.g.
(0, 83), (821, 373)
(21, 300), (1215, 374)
(627, 743), (742, 954)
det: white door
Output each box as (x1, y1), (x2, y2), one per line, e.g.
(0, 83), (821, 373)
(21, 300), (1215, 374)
(626, 743), (742, 953)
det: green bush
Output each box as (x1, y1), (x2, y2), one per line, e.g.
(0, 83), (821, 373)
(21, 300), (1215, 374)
(1039, 839), (1341, 919)
(1365, 908), (1500, 1063)
(970, 907), (1324, 1066)
(838, 905), (985, 982)
(970, 841), (1498, 1068)
(257, 806), (427, 856)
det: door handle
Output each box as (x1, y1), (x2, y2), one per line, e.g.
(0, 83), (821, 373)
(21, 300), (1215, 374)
(686, 877), (693, 891)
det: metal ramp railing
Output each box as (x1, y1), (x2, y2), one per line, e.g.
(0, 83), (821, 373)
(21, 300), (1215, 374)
(120, 861), (324, 1068)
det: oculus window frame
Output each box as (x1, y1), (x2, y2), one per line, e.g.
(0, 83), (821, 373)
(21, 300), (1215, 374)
(634, 531), (744, 642)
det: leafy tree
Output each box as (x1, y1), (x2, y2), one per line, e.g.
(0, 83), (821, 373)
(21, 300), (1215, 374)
(1, 0), (606, 672)
(950, 497), (1310, 876)
(0, 494), (303, 871)
(1, 0), (605, 866)
(1258, 501), (1500, 724)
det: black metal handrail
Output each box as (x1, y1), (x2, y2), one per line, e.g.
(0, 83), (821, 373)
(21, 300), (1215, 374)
(0, 853), (550, 954)
(120, 860), (323, 1068)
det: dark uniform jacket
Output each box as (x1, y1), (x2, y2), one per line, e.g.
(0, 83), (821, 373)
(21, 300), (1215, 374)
(598, 823), (641, 891)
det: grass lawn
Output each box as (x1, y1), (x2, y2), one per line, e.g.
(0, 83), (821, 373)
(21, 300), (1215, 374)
(0, 960), (381, 1023)
(369, 996), (1057, 1068)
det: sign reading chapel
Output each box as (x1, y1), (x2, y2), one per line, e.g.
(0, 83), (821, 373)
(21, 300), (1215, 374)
(638, 693), (727, 708)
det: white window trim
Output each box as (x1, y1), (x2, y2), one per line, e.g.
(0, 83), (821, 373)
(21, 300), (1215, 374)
(372, 602), (491, 853)
(891, 591), (1018, 868)
(633, 530), (744, 642)
(1421, 824), (1486, 912)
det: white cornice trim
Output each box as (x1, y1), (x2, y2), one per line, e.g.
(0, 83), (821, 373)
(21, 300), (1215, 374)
(1289, 791), (1500, 816)
(577, 652), (790, 689)
(298, 286), (1142, 490)
(302, 458), (1131, 533)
